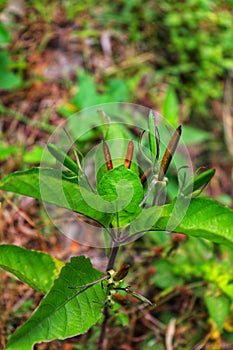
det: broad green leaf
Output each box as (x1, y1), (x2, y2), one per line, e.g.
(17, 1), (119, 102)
(129, 205), (163, 239)
(97, 165), (143, 225)
(0, 168), (112, 227)
(97, 165), (143, 211)
(0, 245), (64, 294)
(5, 256), (106, 350)
(205, 294), (231, 330)
(154, 197), (233, 248)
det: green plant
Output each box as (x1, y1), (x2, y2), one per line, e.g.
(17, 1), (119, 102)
(76, 0), (233, 118)
(59, 70), (130, 116)
(0, 23), (22, 90)
(0, 109), (232, 349)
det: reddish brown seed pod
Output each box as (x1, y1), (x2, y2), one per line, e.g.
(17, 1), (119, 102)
(124, 140), (134, 169)
(158, 125), (182, 181)
(112, 293), (128, 305)
(113, 263), (130, 281)
(140, 167), (152, 185)
(103, 141), (113, 171)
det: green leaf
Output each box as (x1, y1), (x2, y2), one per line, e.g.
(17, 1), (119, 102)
(0, 23), (11, 44)
(0, 168), (112, 227)
(107, 79), (129, 101)
(0, 51), (21, 90)
(23, 145), (44, 164)
(148, 110), (157, 159)
(71, 71), (101, 109)
(162, 85), (179, 126)
(47, 143), (79, 175)
(152, 260), (183, 289)
(0, 66), (21, 89)
(97, 165), (143, 211)
(205, 293), (231, 330)
(129, 205), (163, 238)
(0, 245), (64, 294)
(182, 126), (212, 145)
(0, 141), (18, 160)
(182, 168), (215, 196)
(154, 198), (233, 248)
(97, 165), (143, 225)
(5, 256), (106, 350)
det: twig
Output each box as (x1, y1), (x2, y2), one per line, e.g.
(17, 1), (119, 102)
(0, 104), (54, 133)
(165, 318), (176, 350)
(223, 75), (233, 157)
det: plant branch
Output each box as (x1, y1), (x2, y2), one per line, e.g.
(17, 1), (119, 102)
(107, 243), (119, 271)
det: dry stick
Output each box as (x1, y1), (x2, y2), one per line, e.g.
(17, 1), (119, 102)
(165, 318), (176, 350)
(223, 76), (233, 157)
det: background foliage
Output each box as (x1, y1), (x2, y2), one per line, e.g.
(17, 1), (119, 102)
(0, 0), (232, 349)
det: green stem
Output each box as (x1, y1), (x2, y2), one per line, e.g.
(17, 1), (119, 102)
(0, 104), (54, 133)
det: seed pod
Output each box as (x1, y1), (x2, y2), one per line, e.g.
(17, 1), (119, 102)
(112, 293), (128, 305)
(140, 167), (152, 185)
(158, 125), (182, 181)
(113, 263), (130, 281)
(103, 141), (113, 170)
(124, 140), (134, 169)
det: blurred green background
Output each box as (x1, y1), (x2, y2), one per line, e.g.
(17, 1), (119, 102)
(0, 1), (233, 349)
(1, 0), (232, 204)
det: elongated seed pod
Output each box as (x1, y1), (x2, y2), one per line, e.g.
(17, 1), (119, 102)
(112, 293), (128, 305)
(140, 167), (152, 184)
(158, 125), (182, 181)
(113, 263), (130, 281)
(103, 141), (113, 170)
(124, 140), (134, 169)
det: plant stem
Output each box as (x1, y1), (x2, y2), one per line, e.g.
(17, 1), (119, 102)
(98, 241), (119, 349)
(0, 104), (54, 133)
(107, 243), (119, 270)
(98, 306), (110, 350)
